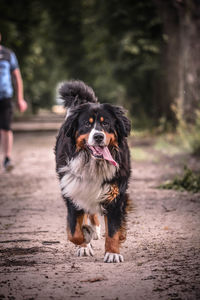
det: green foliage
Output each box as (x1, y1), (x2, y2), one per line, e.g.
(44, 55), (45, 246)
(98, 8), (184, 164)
(21, 10), (67, 112)
(173, 100), (200, 156)
(1, 0), (198, 129)
(102, 0), (163, 116)
(130, 147), (159, 162)
(0, 0), (164, 115)
(0, 1), (64, 111)
(159, 166), (200, 193)
(154, 135), (188, 156)
(130, 147), (149, 162)
(189, 111), (200, 156)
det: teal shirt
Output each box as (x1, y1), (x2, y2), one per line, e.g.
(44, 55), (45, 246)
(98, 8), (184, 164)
(0, 46), (19, 99)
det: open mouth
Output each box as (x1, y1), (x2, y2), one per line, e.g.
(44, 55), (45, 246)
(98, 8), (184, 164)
(87, 145), (118, 167)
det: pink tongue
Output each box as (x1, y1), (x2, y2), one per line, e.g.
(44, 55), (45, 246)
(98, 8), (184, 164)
(89, 146), (118, 167)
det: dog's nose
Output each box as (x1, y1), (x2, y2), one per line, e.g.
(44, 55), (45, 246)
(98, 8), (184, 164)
(93, 133), (104, 144)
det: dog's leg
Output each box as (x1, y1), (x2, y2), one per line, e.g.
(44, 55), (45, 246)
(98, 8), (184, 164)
(89, 214), (101, 240)
(103, 194), (128, 263)
(76, 220), (94, 257)
(66, 200), (94, 257)
(104, 215), (124, 263)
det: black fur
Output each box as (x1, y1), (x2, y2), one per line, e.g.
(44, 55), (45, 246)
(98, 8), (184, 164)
(66, 199), (84, 235)
(58, 80), (98, 108)
(63, 103), (91, 137)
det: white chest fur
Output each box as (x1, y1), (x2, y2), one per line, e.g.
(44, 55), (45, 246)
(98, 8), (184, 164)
(59, 153), (117, 214)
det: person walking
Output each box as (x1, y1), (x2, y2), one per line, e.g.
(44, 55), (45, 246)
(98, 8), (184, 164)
(0, 33), (27, 171)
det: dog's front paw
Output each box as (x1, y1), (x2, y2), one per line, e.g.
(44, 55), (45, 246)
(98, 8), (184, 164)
(82, 225), (94, 244)
(77, 243), (94, 257)
(104, 252), (124, 263)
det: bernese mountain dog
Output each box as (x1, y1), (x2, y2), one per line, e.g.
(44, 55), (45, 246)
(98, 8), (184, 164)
(55, 80), (131, 263)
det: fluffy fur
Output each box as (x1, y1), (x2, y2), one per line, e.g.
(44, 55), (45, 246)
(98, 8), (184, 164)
(59, 153), (117, 214)
(55, 80), (131, 263)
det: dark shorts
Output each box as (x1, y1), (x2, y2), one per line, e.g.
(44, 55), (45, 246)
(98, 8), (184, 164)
(0, 98), (13, 131)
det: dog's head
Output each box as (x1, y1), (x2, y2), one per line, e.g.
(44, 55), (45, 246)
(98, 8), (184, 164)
(64, 103), (131, 166)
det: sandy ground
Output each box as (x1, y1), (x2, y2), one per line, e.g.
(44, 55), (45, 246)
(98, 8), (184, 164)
(0, 131), (199, 300)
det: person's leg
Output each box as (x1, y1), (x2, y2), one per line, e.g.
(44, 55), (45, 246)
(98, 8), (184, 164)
(1, 129), (13, 159)
(0, 98), (14, 170)
(1, 129), (14, 171)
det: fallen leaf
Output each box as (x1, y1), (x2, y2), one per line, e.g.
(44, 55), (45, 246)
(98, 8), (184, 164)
(80, 277), (107, 283)
(163, 226), (169, 230)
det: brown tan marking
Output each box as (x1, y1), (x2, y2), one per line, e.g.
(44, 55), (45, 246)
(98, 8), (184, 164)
(104, 216), (126, 253)
(100, 116), (104, 122)
(104, 132), (118, 148)
(67, 214), (85, 245)
(89, 214), (100, 227)
(76, 133), (89, 151)
(89, 117), (94, 124)
(83, 214), (88, 225)
(106, 184), (119, 203)
(79, 242), (88, 247)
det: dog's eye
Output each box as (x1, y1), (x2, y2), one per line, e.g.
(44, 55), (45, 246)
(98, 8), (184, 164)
(85, 121), (92, 127)
(102, 121), (109, 127)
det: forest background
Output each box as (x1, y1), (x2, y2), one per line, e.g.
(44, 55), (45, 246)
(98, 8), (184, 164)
(1, 0), (200, 157)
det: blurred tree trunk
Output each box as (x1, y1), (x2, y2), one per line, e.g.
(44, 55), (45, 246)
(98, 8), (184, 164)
(154, 0), (200, 123)
(178, 0), (200, 122)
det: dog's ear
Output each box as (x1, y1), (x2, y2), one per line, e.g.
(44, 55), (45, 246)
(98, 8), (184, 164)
(63, 104), (89, 137)
(103, 104), (131, 139)
(63, 112), (78, 137)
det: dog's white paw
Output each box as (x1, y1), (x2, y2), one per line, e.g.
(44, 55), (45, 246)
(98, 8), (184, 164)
(77, 243), (94, 257)
(82, 225), (94, 244)
(104, 252), (124, 263)
(92, 225), (101, 240)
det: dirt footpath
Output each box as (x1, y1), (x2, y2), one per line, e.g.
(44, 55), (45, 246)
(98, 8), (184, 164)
(0, 132), (199, 300)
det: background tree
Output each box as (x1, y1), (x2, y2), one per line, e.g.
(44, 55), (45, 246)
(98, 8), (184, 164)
(0, 0), (199, 126)
(0, 0), (63, 112)
(154, 0), (200, 123)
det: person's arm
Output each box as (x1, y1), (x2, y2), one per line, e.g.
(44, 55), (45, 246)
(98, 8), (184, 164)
(12, 68), (27, 112)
